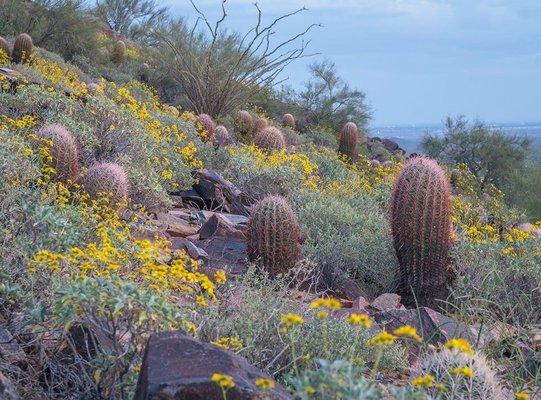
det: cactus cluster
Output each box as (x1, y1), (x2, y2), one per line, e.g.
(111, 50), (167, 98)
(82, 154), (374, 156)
(11, 33), (33, 64)
(235, 110), (254, 136)
(247, 195), (301, 277)
(282, 113), (296, 129)
(37, 124), (80, 183)
(254, 127), (286, 151)
(139, 62), (150, 83)
(112, 40), (126, 65)
(338, 122), (359, 162)
(196, 113), (216, 141)
(0, 36), (10, 59)
(80, 162), (129, 206)
(390, 156), (452, 305)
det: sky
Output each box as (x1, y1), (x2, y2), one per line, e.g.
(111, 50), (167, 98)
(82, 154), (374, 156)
(164, 0), (541, 126)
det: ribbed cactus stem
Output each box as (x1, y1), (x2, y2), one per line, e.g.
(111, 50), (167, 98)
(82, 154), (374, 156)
(282, 113), (296, 129)
(214, 125), (231, 147)
(112, 40), (126, 65)
(36, 124), (80, 183)
(390, 156), (452, 305)
(197, 114), (216, 141)
(253, 116), (269, 134)
(0, 36), (10, 58)
(139, 62), (150, 83)
(338, 122), (359, 162)
(80, 162), (129, 207)
(236, 110), (253, 136)
(247, 195), (301, 277)
(12, 33), (33, 64)
(254, 127), (286, 151)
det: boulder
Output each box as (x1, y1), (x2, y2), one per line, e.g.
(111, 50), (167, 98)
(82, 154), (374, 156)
(193, 170), (249, 216)
(155, 212), (200, 238)
(133, 331), (291, 400)
(370, 293), (403, 312)
(382, 138), (399, 152)
(0, 372), (20, 400)
(373, 307), (474, 345)
(192, 237), (247, 274)
(197, 211), (248, 231)
(199, 213), (246, 240)
(170, 237), (209, 261)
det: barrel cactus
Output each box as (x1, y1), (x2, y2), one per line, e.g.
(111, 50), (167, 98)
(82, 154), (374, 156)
(254, 127), (286, 151)
(36, 124), (80, 183)
(214, 125), (231, 147)
(282, 113), (296, 129)
(247, 195), (301, 277)
(338, 122), (359, 162)
(80, 162), (129, 206)
(253, 116), (269, 134)
(390, 156), (452, 305)
(11, 33), (33, 64)
(196, 113), (216, 141)
(139, 62), (150, 82)
(0, 36), (10, 59)
(112, 40), (126, 65)
(235, 110), (253, 136)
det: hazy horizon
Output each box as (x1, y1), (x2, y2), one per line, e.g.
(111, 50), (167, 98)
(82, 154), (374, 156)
(165, 0), (541, 126)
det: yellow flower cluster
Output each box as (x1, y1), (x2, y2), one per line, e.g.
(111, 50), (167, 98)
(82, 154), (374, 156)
(393, 325), (422, 342)
(450, 366), (474, 378)
(0, 48), (9, 65)
(0, 114), (38, 131)
(212, 336), (243, 351)
(411, 374), (435, 388)
(27, 56), (88, 97)
(254, 377), (275, 390)
(368, 330), (397, 346)
(280, 312), (304, 334)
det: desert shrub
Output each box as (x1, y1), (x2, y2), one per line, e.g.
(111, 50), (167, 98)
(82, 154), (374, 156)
(504, 161), (541, 220)
(198, 268), (407, 378)
(303, 126), (338, 148)
(293, 190), (398, 296)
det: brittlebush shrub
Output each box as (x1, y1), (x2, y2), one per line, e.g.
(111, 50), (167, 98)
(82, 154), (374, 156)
(293, 190), (398, 296)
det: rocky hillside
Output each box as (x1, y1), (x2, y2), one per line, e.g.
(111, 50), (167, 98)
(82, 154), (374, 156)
(0, 34), (539, 400)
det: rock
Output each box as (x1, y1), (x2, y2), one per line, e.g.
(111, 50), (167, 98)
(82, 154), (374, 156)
(192, 237), (248, 274)
(133, 331), (291, 400)
(199, 213), (246, 240)
(193, 170), (249, 216)
(0, 328), (26, 369)
(155, 212), (200, 238)
(197, 211), (248, 231)
(174, 189), (206, 209)
(370, 293), (403, 312)
(370, 159), (381, 166)
(131, 225), (168, 242)
(0, 372), (20, 400)
(381, 160), (393, 168)
(328, 271), (370, 301)
(170, 237), (209, 261)
(382, 138), (399, 152)
(373, 307), (475, 345)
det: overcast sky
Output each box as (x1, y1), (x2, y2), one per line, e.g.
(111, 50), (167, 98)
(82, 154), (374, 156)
(164, 0), (541, 126)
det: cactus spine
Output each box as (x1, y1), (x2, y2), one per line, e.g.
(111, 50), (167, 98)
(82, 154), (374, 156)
(0, 36), (10, 59)
(12, 33), (33, 64)
(254, 127), (286, 151)
(112, 40), (126, 65)
(247, 195), (301, 277)
(36, 124), (80, 183)
(80, 162), (129, 206)
(338, 122), (359, 162)
(282, 113), (296, 129)
(390, 156), (452, 305)
(197, 113), (216, 141)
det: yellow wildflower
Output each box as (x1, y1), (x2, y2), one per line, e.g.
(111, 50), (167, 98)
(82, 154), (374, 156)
(309, 297), (342, 310)
(515, 391), (530, 400)
(444, 338), (474, 357)
(306, 386), (316, 395)
(211, 373), (235, 389)
(214, 269), (227, 284)
(279, 312), (304, 333)
(368, 330), (397, 346)
(255, 377), (275, 390)
(315, 310), (329, 320)
(393, 325), (422, 342)
(450, 366), (474, 378)
(345, 313), (372, 329)
(411, 374), (435, 388)
(212, 336), (243, 351)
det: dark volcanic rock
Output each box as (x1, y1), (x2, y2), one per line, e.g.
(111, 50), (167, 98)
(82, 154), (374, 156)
(133, 331), (291, 400)
(199, 213), (246, 240)
(193, 169), (249, 216)
(0, 372), (20, 400)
